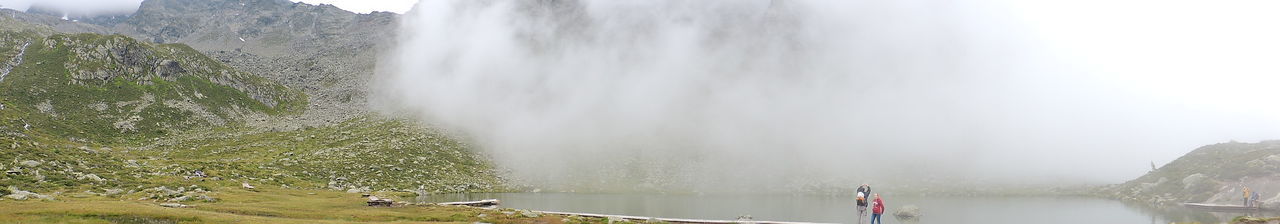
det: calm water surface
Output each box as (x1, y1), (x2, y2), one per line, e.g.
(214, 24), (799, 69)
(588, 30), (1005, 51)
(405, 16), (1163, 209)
(416, 193), (1275, 224)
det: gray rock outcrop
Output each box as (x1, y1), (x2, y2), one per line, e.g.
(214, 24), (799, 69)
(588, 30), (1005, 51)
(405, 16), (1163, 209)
(4, 187), (54, 201)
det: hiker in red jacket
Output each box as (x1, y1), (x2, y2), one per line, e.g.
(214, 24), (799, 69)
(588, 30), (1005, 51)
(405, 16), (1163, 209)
(871, 194), (885, 224)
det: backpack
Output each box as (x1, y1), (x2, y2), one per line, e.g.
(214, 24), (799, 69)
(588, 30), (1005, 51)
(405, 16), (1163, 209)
(856, 192), (867, 205)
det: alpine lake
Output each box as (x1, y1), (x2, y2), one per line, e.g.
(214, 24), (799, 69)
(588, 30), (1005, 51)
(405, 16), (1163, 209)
(416, 192), (1279, 223)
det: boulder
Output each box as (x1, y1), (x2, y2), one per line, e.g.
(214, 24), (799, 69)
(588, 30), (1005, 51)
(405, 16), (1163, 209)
(4, 193), (26, 201)
(168, 195), (191, 202)
(78, 173), (105, 182)
(894, 205), (921, 221)
(154, 186), (182, 196)
(159, 203), (189, 208)
(346, 186), (370, 193)
(18, 160), (40, 167)
(366, 196), (394, 207)
(4, 187), (54, 201)
(197, 195), (219, 202)
(153, 60), (185, 78)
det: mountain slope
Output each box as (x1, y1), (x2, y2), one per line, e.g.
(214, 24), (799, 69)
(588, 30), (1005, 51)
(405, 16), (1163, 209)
(0, 1), (506, 210)
(1105, 140), (1280, 207)
(0, 16), (299, 191)
(113, 0), (396, 127)
(0, 15), (503, 196)
(4, 0), (397, 128)
(0, 25), (305, 143)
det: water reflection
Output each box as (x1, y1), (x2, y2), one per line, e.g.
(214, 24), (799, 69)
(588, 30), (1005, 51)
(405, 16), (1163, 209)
(413, 193), (1275, 223)
(1119, 200), (1280, 224)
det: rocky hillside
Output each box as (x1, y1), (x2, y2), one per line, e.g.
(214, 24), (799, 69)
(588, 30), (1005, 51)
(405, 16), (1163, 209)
(6, 0), (397, 128)
(0, 0), (504, 205)
(0, 13), (503, 201)
(1104, 140), (1280, 208)
(0, 18), (305, 144)
(111, 0), (395, 127)
(0, 16), (287, 193)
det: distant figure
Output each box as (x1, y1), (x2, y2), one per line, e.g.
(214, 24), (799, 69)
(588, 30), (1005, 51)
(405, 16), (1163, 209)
(1251, 191), (1262, 208)
(1245, 187), (1253, 207)
(871, 194), (885, 224)
(856, 184), (871, 223)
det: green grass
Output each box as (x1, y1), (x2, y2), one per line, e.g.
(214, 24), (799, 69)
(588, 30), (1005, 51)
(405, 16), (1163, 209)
(0, 116), (505, 195)
(1231, 216), (1280, 224)
(128, 116), (506, 193)
(0, 186), (597, 223)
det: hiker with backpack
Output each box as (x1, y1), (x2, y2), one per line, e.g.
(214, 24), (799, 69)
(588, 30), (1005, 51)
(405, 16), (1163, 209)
(856, 184), (871, 223)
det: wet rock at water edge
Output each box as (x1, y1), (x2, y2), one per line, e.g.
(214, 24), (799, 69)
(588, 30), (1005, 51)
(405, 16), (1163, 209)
(894, 205), (921, 221)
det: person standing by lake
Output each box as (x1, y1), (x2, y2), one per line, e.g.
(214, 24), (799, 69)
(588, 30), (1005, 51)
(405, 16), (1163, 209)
(856, 192), (867, 223)
(871, 194), (885, 224)
(1244, 187), (1252, 207)
(1251, 191), (1262, 208)
(856, 184), (871, 223)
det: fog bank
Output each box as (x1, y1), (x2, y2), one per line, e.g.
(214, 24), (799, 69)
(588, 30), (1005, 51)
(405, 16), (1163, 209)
(0, 0), (142, 18)
(377, 0), (1280, 192)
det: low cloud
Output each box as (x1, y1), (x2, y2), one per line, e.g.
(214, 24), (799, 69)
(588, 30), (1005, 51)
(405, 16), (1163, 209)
(0, 0), (142, 17)
(373, 0), (1279, 192)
